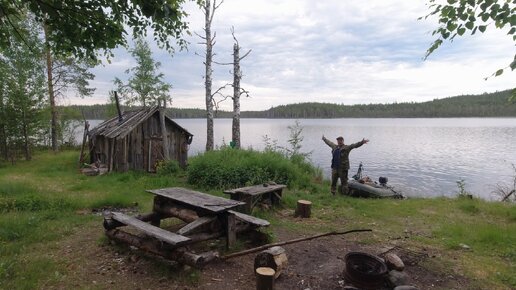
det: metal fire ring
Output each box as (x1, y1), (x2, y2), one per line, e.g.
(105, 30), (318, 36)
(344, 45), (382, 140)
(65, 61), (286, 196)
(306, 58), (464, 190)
(344, 251), (388, 290)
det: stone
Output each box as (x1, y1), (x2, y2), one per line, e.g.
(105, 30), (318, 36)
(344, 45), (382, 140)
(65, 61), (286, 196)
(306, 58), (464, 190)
(384, 252), (405, 271)
(388, 270), (409, 287)
(394, 286), (419, 290)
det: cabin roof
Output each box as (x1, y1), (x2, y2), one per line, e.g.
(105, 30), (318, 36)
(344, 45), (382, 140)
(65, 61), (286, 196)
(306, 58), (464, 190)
(88, 105), (192, 139)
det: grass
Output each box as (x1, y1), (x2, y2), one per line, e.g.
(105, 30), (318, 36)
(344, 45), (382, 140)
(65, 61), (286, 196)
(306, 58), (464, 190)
(0, 149), (515, 289)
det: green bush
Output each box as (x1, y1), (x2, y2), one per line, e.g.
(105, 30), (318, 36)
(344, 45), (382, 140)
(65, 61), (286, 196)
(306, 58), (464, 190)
(156, 160), (181, 175)
(186, 148), (318, 189)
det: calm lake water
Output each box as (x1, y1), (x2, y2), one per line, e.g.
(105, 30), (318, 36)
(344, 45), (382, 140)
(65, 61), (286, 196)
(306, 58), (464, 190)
(85, 118), (516, 200)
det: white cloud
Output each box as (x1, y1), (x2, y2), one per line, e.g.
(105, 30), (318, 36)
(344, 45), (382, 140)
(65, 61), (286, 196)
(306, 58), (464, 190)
(69, 0), (515, 110)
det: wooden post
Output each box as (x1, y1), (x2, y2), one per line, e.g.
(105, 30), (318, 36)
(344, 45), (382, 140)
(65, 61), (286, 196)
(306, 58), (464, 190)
(159, 108), (170, 161)
(78, 121), (89, 167)
(256, 267), (275, 290)
(295, 200), (312, 218)
(148, 139), (152, 172)
(254, 246), (288, 278)
(226, 212), (236, 249)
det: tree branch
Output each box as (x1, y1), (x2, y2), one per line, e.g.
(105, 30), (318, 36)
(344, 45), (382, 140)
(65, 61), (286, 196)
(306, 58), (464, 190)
(222, 229), (372, 260)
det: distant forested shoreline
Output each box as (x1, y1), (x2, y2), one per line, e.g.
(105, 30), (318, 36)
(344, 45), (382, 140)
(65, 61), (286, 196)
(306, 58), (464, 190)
(68, 89), (515, 119)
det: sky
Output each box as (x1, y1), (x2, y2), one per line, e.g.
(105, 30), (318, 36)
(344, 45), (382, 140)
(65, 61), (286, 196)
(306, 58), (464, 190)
(67, 0), (515, 111)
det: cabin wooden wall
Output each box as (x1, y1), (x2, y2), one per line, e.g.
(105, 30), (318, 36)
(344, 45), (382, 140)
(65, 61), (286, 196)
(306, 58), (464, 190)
(90, 111), (190, 172)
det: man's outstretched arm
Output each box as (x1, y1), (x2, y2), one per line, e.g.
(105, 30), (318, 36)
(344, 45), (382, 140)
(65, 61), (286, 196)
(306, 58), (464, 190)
(322, 135), (337, 150)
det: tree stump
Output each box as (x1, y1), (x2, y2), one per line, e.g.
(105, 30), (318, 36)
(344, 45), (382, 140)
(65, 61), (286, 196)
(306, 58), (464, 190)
(254, 246), (288, 278)
(295, 200), (312, 218)
(256, 267), (275, 290)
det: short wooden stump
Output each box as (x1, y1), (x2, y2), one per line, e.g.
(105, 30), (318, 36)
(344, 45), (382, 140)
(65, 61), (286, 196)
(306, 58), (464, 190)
(256, 267), (275, 290)
(294, 200), (312, 218)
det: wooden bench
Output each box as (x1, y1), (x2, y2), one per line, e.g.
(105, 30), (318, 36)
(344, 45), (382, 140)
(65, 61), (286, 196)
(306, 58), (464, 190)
(107, 212), (191, 246)
(224, 184), (287, 213)
(228, 210), (270, 227)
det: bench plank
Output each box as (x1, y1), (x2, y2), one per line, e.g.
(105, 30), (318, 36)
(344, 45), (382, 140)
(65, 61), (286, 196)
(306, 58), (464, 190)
(228, 210), (270, 227)
(110, 212), (191, 246)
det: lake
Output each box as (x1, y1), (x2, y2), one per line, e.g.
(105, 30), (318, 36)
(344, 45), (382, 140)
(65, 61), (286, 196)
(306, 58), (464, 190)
(84, 118), (516, 200)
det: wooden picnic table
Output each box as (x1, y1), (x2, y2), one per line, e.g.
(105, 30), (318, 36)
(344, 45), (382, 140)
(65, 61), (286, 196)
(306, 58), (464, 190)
(103, 187), (270, 267)
(224, 184), (287, 213)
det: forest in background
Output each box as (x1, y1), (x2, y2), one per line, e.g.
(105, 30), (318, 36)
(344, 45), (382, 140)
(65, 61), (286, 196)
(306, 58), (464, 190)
(70, 88), (515, 120)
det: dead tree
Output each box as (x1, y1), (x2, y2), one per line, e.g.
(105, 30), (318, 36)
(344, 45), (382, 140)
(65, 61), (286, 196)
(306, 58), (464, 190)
(494, 163), (516, 202)
(197, 0), (223, 151)
(214, 27), (251, 149)
(230, 28), (251, 149)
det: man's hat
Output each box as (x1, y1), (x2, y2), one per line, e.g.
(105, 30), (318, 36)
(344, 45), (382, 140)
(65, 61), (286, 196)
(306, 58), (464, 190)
(336, 136), (344, 140)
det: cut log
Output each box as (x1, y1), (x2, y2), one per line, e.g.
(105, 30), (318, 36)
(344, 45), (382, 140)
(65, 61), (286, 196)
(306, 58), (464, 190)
(105, 229), (208, 268)
(294, 200), (312, 218)
(153, 203), (199, 223)
(254, 246), (288, 278)
(256, 267), (275, 290)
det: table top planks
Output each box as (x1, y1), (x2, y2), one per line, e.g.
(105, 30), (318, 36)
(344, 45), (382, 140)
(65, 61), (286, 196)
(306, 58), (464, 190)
(147, 187), (245, 213)
(224, 184), (286, 196)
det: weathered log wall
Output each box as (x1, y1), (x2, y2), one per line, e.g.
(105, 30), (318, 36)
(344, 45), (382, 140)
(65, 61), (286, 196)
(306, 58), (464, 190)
(89, 110), (191, 172)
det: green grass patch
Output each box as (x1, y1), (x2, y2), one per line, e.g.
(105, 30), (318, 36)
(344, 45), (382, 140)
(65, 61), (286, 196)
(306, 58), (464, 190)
(0, 149), (515, 289)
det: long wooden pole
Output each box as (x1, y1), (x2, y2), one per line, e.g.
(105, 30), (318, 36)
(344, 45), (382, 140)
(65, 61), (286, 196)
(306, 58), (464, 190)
(222, 229), (372, 260)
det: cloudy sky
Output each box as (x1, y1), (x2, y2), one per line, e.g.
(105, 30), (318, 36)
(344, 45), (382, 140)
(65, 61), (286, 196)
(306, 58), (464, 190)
(69, 0), (515, 111)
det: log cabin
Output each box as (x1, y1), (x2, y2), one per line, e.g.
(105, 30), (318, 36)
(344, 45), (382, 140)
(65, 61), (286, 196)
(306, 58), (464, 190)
(88, 106), (193, 172)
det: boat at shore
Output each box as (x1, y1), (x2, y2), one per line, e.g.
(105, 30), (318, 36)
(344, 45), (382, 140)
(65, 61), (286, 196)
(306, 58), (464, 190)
(348, 179), (403, 199)
(347, 162), (404, 199)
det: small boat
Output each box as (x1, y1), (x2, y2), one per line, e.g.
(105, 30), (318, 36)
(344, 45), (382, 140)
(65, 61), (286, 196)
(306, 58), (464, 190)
(348, 179), (403, 199)
(347, 163), (404, 199)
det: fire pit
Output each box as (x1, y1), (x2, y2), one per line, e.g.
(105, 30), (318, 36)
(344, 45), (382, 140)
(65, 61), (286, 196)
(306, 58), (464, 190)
(344, 251), (388, 289)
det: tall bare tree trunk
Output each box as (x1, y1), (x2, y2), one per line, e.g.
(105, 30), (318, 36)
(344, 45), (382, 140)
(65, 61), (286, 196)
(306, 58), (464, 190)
(0, 96), (7, 160)
(21, 110), (31, 160)
(228, 29), (250, 149)
(44, 24), (58, 152)
(204, 0), (214, 151)
(232, 43), (241, 149)
(0, 124), (6, 160)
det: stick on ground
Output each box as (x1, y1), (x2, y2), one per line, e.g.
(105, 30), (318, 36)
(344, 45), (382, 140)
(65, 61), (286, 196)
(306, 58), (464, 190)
(222, 229), (372, 260)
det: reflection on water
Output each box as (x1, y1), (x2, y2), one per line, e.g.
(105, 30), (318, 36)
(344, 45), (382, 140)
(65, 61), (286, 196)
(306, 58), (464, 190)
(84, 118), (516, 200)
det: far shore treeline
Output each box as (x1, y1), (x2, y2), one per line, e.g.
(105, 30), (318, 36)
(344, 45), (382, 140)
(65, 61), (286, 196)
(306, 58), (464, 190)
(71, 89), (515, 119)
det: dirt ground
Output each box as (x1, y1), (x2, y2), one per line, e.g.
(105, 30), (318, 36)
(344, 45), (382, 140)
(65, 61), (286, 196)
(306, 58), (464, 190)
(46, 211), (474, 290)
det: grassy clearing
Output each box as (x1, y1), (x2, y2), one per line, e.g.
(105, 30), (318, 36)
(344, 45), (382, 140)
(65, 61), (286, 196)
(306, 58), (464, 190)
(0, 149), (515, 289)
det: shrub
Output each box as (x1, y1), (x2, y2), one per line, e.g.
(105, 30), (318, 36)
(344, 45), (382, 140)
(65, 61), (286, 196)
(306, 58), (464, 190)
(156, 160), (181, 175)
(186, 148), (318, 189)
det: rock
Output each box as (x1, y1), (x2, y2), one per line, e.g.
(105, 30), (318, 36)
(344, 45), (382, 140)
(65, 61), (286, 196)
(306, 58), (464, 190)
(384, 252), (405, 271)
(459, 243), (471, 250)
(388, 270), (409, 287)
(394, 286), (419, 290)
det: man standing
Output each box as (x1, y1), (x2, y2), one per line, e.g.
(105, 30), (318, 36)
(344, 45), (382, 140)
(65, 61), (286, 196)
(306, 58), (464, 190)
(322, 135), (369, 195)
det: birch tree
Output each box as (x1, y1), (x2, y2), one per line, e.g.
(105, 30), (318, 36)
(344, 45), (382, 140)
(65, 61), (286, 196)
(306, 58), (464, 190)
(422, 0), (515, 77)
(1, 17), (46, 161)
(114, 38), (172, 107)
(197, 0), (223, 151)
(0, 0), (195, 60)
